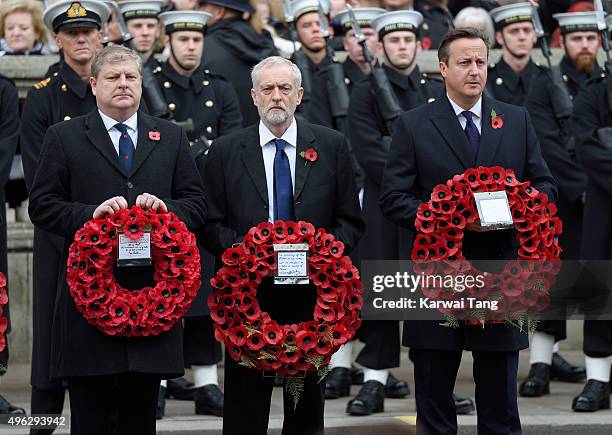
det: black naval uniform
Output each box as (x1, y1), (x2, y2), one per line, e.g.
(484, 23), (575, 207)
(415, 0), (454, 50)
(527, 56), (603, 342)
(154, 60), (242, 368)
(573, 75), (612, 358)
(20, 62), (98, 422)
(348, 64), (443, 370)
(292, 51), (331, 117)
(486, 58), (545, 106)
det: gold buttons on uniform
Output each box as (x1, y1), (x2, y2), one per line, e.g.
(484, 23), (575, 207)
(153, 66), (162, 73)
(344, 77), (350, 85)
(164, 81), (171, 88)
(168, 103), (176, 111)
(420, 79), (426, 85)
(206, 126), (213, 134)
(203, 80), (210, 86)
(422, 22), (429, 30)
(562, 74), (568, 82)
(205, 100), (214, 107)
(428, 97), (436, 103)
(496, 77), (503, 85)
(64, 115), (71, 120)
(61, 84), (68, 92)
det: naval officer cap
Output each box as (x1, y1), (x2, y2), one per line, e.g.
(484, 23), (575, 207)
(489, 2), (534, 31)
(43, 0), (110, 33)
(372, 10), (424, 38)
(158, 11), (212, 34)
(288, 0), (330, 22)
(553, 11), (599, 35)
(118, 0), (164, 21)
(336, 7), (386, 33)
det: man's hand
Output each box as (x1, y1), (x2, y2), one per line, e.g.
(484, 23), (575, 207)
(135, 192), (167, 211)
(93, 196), (128, 218)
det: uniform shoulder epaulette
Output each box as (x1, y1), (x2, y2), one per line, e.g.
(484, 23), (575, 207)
(34, 77), (51, 90)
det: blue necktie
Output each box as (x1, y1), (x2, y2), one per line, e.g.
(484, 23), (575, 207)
(273, 138), (295, 221)
(115, 123), (134, 175)
(462, 111), (480, 156)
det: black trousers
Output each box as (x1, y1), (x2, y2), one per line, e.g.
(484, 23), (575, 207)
(355, 320), (400, 369)
(30, 386), (65, 435)
(66, 373), (160, 435)
(183, 316), (222, 366)
(411, 349), (521, 435)
(223, 352), (325, 435)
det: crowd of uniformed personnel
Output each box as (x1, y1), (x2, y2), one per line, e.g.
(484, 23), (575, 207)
(0, 0), (612, 428)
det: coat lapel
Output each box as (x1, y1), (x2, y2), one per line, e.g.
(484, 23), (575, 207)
(430, 96), (474, 169)
(131, 112), (158, 176)
(240, 125), (269, 205)
(85, 110), (125, 176)
(294, 120), (316, 201)
(476, 96), (503, 166)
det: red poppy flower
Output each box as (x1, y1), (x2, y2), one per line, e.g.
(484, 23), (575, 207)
(246, 333), (266, 351)
(491, 115), (503, 129)
(295, 330), (317, 351)
(421, 36), (432, 49)
(228, 325), (248, 346)
(262, 323), (284, 345)
(463, 168), (481, 188)
(304, 147), (317, 162)
(108, 298), (130, 326)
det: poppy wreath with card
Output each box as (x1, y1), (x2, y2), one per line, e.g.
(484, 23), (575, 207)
(208, 221), (362, 378)
(66, 206), (201, 337)
(411, 166), (562, 328)
(0, 272), (8, 353)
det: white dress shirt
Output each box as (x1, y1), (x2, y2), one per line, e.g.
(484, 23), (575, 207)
(99, 110), (139, 155)
(259, 118), (298, 223)
(447, 94), (483, 134)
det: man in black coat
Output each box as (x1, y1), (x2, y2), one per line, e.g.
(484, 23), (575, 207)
(20, 0), (111, 427)
(380, 28), (556, 434)
(522, 11), (602, 398)
(571, 72), (612, 412)
(153, 9), (242, 417)
(202, 55), (364, 435)
(335, 9), (443, 417)
(199, 0), (277, 126)
(27, 44), (207, 434)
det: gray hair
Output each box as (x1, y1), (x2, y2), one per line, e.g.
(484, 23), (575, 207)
(251, 56), (302, 90)
(453, 8), (495, 48)
(91, 45), (143, 79)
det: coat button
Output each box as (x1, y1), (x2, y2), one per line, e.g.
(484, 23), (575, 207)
(420, 79), (426, 85)
(168, 103), (176, 110)
(164, 81), (171, 88)
(206, 126), (213, 134)
(127, 181), (134, 189)
(562, 74), (568, 82)
(63, 115), (71, 120)
(496, 77), (503, 85)
(205, 100), (214, 107)
(203, 80), (210, 86)
(61, 84), (68, 92)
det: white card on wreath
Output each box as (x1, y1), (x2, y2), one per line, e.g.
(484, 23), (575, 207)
(274, 243), (309, 285)
(118, 233), (152, 266)
(473, 191), (513, 228)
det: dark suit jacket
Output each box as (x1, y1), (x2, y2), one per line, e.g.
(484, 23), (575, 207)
(201, 119), (364, 258)
(27, 109), (207, 379)
(380, 95), (557, 351)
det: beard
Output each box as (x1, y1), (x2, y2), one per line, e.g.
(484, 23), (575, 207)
(573, 52), (597, 72)
(258, 102), (297, 126)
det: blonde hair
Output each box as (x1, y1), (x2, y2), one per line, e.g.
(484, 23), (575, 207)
(0, 0), (46, 44)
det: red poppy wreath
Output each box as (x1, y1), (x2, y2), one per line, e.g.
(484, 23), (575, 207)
(0, 272), (8, 353)
(411, 166), (562, 328)
(66, 206), (200, 337)
(208, 221), (362, 378)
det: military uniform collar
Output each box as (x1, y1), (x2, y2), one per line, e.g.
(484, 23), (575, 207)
(494, 57), (538, 92)
(59, 62), (90, 99)
(161, 61), (205, 93)
(343, 57), (366, 84)
(561, 55), (602, 85)
(383, 63), (421, 91)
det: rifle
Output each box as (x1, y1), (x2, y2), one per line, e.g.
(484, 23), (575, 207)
(346, 5), (401, 135)
(532, 3), (576, 157)
(318, 1), (350, 134)
(284, 0), (313, 107)
(594, 0), (612, 110)
(102, 1), (133, 46)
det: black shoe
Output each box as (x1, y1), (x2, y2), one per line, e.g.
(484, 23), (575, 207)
(346, 380), (385, 416)
(0, 394), (25, 415)
(572, 380), (610, 412)
(325, 367), (351, 399)
(350, 366), (364, 385)
(166, 377), (197, 400)
(453, 394), (475, 415)
(194, 384), (223, 417)
(550, 353), (586, 383)
(157, 386), (166, 420)
(385, 373), (410, 398)
(519, 363), (550, 397)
